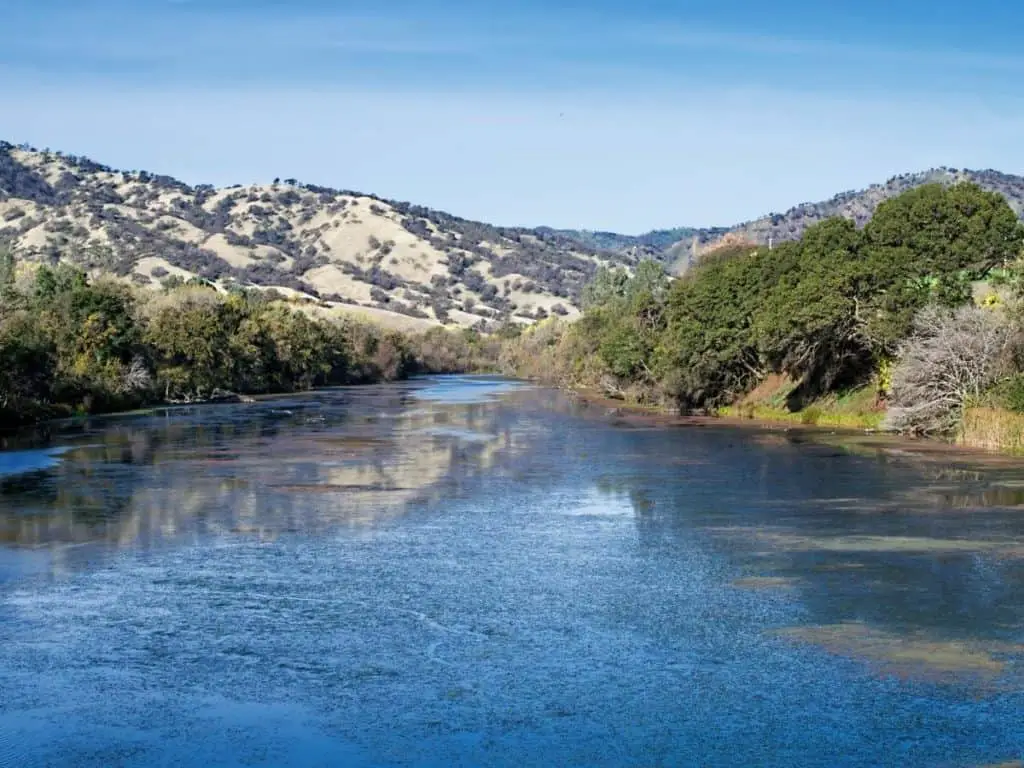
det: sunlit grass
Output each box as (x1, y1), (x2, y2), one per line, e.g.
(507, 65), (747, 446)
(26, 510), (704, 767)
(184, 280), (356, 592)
(720, 383), (885, 429)
(959, 406), (1024, 453)
(720, 403), (885, 430)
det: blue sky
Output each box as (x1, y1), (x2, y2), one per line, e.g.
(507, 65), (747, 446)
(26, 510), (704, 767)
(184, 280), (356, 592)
(4, 1), (1024, 231)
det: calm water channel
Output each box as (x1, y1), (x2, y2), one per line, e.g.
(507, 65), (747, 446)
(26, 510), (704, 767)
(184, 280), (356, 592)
(1, 376), (1023, 767)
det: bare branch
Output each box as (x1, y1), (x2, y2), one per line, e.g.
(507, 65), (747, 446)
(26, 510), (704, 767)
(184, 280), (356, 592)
(883, 304), (1015, 434)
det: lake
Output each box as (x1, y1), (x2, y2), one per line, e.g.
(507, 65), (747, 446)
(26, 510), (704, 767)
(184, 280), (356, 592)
(1, 375), (1023, 767)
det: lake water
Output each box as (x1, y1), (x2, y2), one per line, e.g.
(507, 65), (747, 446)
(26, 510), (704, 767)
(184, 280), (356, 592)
(1, 376), (1023, 767)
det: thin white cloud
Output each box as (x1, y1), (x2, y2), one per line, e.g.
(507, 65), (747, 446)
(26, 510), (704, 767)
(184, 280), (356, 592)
(627, 24), (1024, 72)
(6, 5), (1022, 84)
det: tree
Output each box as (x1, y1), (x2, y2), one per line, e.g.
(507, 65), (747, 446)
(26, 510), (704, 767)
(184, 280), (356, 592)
(0, 310), (56, 420)
(0, 248), (15, 297)
(859, 182), (1024, 350)
(656, 244), (775, 408)
(34, 263), (87, 299)
(581, 266), (630, 309)
(884, 304), (1015, 434)
(753, 218), (870, 400)
(627, 260), (668, 305)
(145, 290), (233, 399)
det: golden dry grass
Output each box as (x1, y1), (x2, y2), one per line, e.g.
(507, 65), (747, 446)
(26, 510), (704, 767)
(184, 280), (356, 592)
(959, 407), (1024, 453)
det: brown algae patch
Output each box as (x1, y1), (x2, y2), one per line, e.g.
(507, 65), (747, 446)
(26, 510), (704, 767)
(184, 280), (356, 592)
(311, 436), (394, 449)
(268, 484), (410, 493)
(810, 561), (865, 572)
(774, 622), (1024, 687)
(758, 533), (1007, 554)
(731, 576), (799, 590)
(707, 527), (1021, 557)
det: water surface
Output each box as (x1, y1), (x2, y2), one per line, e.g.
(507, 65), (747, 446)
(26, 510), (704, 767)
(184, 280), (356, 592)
(1, 376), (1023, 767)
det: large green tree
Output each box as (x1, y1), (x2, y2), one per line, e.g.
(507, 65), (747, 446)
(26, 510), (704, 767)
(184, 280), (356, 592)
(568, 182), (1024, 412)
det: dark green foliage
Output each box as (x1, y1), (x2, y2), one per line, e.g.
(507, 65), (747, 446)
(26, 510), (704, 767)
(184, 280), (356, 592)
(657, 244), (771, 407)
(579, 260), (669, 382)
(991, 374), (1024, 414)
(857, 183), (1024, 349)
(599, 322), (648, 378)
(0, 310), (56, 422)
(558, 183), (1024, 413)
(581, 267), (630, 309)
(0, 255), (483, 426)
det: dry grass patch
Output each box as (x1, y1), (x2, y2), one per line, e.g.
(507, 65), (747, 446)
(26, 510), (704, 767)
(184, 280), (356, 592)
(959, 407), (1024, 453)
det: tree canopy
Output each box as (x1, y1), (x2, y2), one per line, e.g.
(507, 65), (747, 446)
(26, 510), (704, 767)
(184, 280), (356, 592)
(517, 182), (1024, 413)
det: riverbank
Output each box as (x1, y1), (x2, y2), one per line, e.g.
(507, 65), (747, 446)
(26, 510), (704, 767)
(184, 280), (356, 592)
(0, 262), (508, 430)
(565, 384), (1024, 465)
(959, 407), (1024, 453)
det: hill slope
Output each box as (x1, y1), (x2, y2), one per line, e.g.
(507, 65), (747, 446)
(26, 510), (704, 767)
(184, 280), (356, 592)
(661, 167), (1024, 269)
(5, 139), (1024, 319)
(0, 141), (633, 330)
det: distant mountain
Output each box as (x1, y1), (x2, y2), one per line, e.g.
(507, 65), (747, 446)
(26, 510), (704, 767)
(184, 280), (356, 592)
(542, 167), (1024, 273)
(0, 141), (634, 330)
(533, 227), (699, 255)
(658, 168), (1024, 270)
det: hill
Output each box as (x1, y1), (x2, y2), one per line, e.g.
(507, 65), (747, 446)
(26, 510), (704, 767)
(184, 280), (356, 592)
(533, 226), (700, 256)
(0, 141), (634, 330)
(660, 167), (1024, 270)
(6, 139), (1024, 320)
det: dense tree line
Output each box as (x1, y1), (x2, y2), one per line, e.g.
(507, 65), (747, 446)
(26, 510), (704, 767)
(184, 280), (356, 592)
(0, 253), (484, 427)
(503, 183), (1024, 433)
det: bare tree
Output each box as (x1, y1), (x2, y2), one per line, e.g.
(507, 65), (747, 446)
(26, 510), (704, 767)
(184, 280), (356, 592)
(884, 304), (1015, 434)
(115, 357), (153, 395)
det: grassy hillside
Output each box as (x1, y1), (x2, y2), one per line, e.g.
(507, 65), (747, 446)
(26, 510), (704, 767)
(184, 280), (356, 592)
(0, 141), (634, 330)
(7, 138), (1024, 327)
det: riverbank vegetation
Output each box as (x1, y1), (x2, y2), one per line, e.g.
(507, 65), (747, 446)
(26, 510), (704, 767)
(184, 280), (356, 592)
(500, 182), (1024, 449)
(0, 252), (493, 427)
(9, 180), (1024, 451)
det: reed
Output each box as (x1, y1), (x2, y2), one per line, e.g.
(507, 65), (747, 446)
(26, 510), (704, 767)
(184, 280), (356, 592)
(958, 407), (1024, 453)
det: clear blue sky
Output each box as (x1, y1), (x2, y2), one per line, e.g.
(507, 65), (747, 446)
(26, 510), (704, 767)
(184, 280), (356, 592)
(4, 0), (1024, 231)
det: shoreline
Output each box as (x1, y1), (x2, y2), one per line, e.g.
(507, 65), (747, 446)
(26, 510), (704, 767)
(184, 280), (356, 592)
(6, 374), (1023, 467)
(562, 386), (1024, 467)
